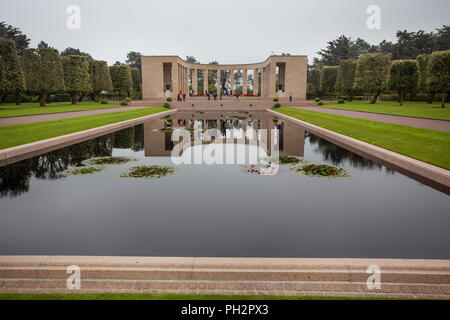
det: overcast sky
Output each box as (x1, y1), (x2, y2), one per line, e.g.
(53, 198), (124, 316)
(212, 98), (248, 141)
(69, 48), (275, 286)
(1, 0), (449, 65)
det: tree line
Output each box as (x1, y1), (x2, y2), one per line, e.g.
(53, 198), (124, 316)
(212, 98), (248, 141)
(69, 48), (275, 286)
(0, 21), (142, 106)
(308, 26), (450, 107)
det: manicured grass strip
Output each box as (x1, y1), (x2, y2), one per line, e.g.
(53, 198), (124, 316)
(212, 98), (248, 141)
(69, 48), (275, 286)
(317, 101), (450, 120)
(0, 102), (125, 118)
(275, 107), (450, 170)
(0, 293), (401, 300)
(0, 107), (169, 150)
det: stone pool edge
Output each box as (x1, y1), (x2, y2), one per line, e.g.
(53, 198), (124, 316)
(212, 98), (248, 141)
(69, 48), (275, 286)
(0, 109), (177, 166)
(0, 256), (449, 299)
(268, 109), (450, 191)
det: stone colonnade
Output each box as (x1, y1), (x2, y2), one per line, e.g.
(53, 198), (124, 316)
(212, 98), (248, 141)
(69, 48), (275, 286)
(142, 55), (307, 99)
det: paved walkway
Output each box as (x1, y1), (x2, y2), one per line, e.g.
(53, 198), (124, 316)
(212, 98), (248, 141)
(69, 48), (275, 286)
(0, 106), (155, 126)
(295, 106), (450, 132)
(1, 256), (449, 299)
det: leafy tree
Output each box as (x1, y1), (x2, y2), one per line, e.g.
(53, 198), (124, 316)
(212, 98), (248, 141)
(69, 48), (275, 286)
(37, 41), (50, 49)
(354, 53), (391, 104)
(307, 68), (321, 97)
(434, 25), (450, 51)
(60, 47), (93, 60)
(393, 30), (435, 59)
(61, 55), (92, 104)
(317, 35), (357, 66)
(0, 37), (26, 104)
(388, 60), (419, 105)
(22, 47), (65, 106)
(88, 60), (112, 101)
(109, 65), (133, 98)
(130, 67), (141, 98)
(335, 59), (357, 101)
(185, 56), (199, 64)
(319, 66), (338, 96)
(126, 51), (142, 73)
(0, 22), (30, 55)
(427, 50), (450, 107)
(416, 54), (436, 103)
(377, 40), (396, 55)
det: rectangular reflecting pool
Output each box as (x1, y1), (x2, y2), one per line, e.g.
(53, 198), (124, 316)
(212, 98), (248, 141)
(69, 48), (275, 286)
(0, 111), (449, 259)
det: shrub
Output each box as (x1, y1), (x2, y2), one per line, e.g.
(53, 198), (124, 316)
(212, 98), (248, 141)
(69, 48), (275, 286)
(125, 97), (132, 102)
(163, 102), (170, 108)
(338, 99), (345, 104)
(120, 101), (128, 106)
(100, 100), (108, 104)
(273, 103), (281, 108)
(318, 101), (324, 106)
(166, 97), (172, 102)
(314, 97), (320, 102)
(273, 97), (279, 102)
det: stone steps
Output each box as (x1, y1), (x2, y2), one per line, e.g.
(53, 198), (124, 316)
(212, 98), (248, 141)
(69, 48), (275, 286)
(0, 256), (449, 299)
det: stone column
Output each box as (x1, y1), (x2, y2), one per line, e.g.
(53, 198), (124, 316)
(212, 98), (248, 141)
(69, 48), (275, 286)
(192, 69), (198, 95)
(253, 69), (259, 96)
(243, 69), (248, 95)
(216, 69), (221, 94)
(230, 69), (234, 93)
(184, 67), (189, 94)
(204, 69), (208, 93)
(260, 67), (265, 97)
(172, 63), (179, 96)
(269, 63), (277, 97)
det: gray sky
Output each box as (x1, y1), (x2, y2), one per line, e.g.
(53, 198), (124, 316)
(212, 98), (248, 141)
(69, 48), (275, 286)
(1, 0), (449, 65)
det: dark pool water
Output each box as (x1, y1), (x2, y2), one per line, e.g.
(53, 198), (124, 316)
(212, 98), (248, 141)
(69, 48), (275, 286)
(0, 111), (449, 259)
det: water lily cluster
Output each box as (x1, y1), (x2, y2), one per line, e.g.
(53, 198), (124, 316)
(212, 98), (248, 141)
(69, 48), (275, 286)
(61, 157), (136, 176)
(120, 166), (177, 179)
(290, 164), (351, 178)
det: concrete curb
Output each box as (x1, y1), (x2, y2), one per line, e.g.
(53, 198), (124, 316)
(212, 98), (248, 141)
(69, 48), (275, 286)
(269, 109), (450, 193)
(0, 256), (449, 299)
(0, 109), (177, 166)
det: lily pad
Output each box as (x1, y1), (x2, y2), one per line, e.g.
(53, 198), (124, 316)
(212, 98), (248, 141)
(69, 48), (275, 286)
(121, 166), (177, 179)
(62, 167), (102, 175)
(88, 157), (135, 165)
(290, 164), (351, 178)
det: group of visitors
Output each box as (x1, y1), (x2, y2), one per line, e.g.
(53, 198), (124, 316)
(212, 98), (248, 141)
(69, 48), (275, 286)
(177, 90), (186, 102)
(178, 89), (293, 103)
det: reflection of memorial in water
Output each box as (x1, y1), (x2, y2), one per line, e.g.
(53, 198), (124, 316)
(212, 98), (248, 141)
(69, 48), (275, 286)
(144, 112), (306, 159)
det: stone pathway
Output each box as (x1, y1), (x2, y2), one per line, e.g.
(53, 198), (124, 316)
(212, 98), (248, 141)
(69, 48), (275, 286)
(294, 106), (450, 132)
(1, 256), (449, 300)
(0, 106), (157, 127)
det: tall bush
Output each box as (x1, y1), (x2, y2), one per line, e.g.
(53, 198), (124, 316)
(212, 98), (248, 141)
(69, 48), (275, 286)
(0, 37), (25, 104)
(335, 59), (356, 101)
(388, 60), (419, 105)
(319, 66), (338, 97)
(22, 47), (65, 106)
(61, 55), (91, 104)
(354, 53), (391, 104)
(109, 65), (133, 99)
(427, 50), (450, 108)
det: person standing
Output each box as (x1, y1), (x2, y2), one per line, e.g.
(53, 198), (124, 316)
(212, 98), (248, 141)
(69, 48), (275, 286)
(183, 93), (186, 102)
(289, 93), (293, 103)
(235, 92), (239, 102)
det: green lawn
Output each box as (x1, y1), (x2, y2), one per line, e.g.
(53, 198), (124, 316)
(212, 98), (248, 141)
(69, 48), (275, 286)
(0, 106), (169, 150)
(0, 102), (124, 118)
(0, 293), (398, 300)
(275, 107), (450, 170)
(317, 101), (450, 120)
